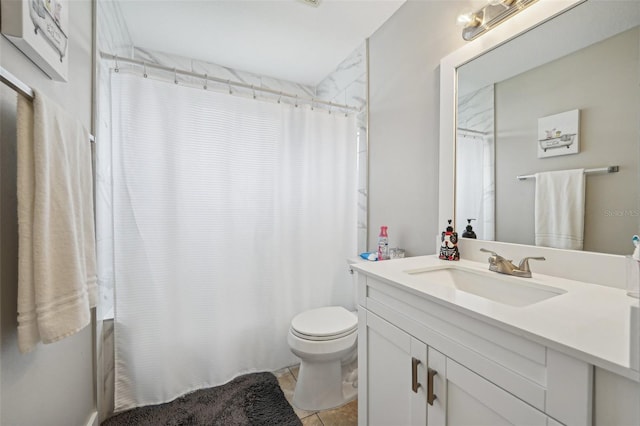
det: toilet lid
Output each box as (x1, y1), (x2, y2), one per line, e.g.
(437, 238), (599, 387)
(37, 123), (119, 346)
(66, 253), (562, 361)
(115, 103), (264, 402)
(291, 306), (357, 340)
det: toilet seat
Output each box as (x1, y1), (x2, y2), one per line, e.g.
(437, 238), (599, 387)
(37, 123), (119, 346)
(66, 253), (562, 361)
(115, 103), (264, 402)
(291, 306), (357, 342)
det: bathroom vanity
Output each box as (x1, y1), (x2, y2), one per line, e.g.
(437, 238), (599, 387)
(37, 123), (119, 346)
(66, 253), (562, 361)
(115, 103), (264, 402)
(353, 255), (639, 426)
(358, 0), (640, 422)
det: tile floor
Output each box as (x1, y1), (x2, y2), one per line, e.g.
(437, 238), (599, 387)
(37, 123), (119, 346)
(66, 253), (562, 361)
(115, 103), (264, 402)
(274, 365), (358, 426)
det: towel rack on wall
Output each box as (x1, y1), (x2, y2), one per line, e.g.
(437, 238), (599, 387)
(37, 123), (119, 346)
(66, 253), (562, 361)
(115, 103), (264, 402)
(517, 166), (619, 181)
(0, 66), (95, 143)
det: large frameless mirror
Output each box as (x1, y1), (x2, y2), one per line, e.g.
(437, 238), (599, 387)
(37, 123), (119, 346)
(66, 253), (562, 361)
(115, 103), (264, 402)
(453, 0), (639, 255)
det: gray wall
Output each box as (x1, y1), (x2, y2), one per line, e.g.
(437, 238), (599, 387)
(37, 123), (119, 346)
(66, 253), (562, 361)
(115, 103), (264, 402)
(0, 0), (96, 424)
(367, 0), (467, 256)
(495, 27), (639, 254)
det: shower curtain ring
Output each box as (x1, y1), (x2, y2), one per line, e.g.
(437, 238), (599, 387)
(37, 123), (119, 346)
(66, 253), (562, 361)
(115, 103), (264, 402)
(277, 92), (282, 104)
(251, 85), (256, 99)
(295, 95), (298, 108)
(203, 74), (208, 90)
(310, 99), (314, 111)
(227, 80), (232, 95)
(174, 69), (178, 85)
(114, 55), (119, 73)
(143, 62), (147, 78)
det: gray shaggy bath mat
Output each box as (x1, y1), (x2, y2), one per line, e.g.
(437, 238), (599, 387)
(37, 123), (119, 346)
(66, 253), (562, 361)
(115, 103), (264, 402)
(102, 372), (301, 426)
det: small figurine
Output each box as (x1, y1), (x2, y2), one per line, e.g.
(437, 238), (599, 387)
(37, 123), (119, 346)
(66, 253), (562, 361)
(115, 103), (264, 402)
(439, 220), (460, 261)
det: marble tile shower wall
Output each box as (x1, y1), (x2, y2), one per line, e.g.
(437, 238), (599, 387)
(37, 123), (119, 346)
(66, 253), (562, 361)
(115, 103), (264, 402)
(97, 1), (133, 58)
(95, 0), (130, 323)
(131, 47), (317, 103)
(457, 84), (494, 134)
(96, 2), (133, 420)
(316, 44), (366, 111)
(317, 43), (368, 253)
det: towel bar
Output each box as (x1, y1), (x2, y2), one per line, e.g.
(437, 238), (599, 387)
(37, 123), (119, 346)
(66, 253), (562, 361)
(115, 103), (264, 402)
(517, 166), (619, 181)
(1, 66), (95, 143)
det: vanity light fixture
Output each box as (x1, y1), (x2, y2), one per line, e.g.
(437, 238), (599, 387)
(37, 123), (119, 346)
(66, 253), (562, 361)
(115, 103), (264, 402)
(298, 0), (321, 7)
(458, 0), (538, 41)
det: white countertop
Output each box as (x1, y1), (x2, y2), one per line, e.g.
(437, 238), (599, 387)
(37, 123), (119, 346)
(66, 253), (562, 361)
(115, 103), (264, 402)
(352, 255), (640, 381)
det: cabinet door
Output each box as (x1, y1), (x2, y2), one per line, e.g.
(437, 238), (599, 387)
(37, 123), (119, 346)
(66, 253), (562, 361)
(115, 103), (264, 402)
(439, 353), (549, 426)
(359, 310), (427, 426)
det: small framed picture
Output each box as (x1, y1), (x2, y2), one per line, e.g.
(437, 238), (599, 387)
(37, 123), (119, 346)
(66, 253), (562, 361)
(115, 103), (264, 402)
(537, 109), (580, 158)
(1, 0), (69, 81)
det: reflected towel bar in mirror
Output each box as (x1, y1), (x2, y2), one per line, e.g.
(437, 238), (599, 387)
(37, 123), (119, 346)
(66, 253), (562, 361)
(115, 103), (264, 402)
(517, 166), (619, 181)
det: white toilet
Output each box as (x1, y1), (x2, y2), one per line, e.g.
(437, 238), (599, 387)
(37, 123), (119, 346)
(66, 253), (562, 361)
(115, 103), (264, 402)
(287, 305), (358, 411)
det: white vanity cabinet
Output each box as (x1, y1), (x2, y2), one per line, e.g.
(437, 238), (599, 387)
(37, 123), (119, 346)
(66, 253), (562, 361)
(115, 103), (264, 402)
(359, 309), (427, 426)
(357, 273), (592, 426)
(360, 310), (557, 426)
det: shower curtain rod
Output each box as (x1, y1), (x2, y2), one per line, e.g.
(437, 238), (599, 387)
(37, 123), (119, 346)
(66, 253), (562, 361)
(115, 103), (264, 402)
(457, 127), (488, 135)
(1, 66), (96, 143)
(100, 52), (361, 113)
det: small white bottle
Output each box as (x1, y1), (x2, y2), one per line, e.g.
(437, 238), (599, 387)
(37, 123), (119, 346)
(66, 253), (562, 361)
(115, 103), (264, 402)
(377, 226), (389, 261)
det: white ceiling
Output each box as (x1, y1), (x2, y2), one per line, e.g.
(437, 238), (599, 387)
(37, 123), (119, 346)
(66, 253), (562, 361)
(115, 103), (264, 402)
(118, 0), (406, 86)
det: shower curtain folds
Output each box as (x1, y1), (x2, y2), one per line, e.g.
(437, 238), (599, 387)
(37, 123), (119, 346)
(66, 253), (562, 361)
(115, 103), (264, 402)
(105, 73), (357, 411)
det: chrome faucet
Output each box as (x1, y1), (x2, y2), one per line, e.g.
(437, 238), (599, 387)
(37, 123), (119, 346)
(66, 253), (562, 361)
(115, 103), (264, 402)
(479, 248), (545, 278)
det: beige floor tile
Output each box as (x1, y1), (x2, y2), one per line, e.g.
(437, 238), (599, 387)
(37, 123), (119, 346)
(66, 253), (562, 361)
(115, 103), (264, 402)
(273, 367), (292, 379)
(289, 364), (300, 380)
(318, 399), (358, 426)
(275, 369), (296, 395)
(301, 413), (324, 426)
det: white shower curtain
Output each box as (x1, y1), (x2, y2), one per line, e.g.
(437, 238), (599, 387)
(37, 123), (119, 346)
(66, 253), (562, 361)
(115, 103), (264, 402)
(456, 133), (495, 240)
(108, 73), (356, 411)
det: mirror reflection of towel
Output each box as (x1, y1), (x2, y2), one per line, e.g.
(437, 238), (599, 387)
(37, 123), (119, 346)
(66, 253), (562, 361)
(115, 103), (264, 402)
(535, 169), (585, 250)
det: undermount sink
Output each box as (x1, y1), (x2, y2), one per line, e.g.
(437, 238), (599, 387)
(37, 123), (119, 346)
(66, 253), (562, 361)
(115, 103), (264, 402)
(405, 266), (566, 307)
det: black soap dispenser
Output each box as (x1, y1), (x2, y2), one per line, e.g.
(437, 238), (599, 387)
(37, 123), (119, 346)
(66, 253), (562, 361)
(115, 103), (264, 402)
(439, 220), (460, 261)
(462, 219), (477, 239)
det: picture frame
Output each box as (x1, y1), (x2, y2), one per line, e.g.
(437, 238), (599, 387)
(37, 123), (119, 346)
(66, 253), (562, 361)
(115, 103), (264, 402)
(1, 0), (69, 81)
(537, 109), (580, 158)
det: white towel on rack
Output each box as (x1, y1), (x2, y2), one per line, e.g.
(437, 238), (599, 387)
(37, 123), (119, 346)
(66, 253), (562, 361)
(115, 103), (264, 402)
(534, 168), (585, 250)
(16, 90), (97, 353)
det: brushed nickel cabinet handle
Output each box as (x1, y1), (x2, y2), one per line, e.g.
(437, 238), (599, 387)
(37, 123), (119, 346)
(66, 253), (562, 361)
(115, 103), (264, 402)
(427, 367), (438, 405)
(411, 357), (421, 393)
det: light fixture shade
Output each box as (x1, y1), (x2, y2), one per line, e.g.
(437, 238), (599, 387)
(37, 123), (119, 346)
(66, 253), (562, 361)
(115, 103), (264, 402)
(461, 0), (538, 41)
(457, 12), (481, 27)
